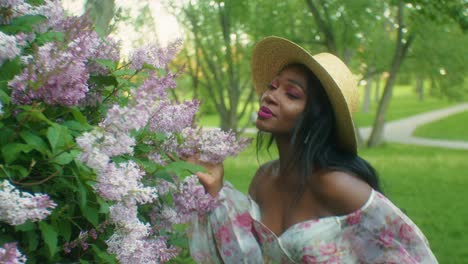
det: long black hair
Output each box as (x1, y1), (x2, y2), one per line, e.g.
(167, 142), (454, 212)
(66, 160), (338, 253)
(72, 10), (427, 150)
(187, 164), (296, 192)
(256, 63), (381, 199)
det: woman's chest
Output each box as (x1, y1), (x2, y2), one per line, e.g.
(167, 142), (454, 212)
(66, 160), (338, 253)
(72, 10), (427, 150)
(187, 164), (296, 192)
(257, 184), (330, 237)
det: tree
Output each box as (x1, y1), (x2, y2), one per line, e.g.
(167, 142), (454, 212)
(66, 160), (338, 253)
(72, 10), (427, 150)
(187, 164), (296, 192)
(168, 0), (256, 132)
(367, 0), (467, 146)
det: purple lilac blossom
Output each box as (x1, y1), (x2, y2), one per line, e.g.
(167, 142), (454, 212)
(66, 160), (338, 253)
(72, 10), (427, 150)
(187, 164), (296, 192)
(0, 180), (56, 225)
(0, 243), (26, 264)
(149, 99), (199, 134)
(179, 127), (251, 164)
(9, 42), (89, 106)
(31, 0), (64, 31)
(129, 39), (182, 70)
(0, 31), (20, 66)
(100, 105), (150, 133)
(173, 175), (219, 223)
(131, 73), (177, 104)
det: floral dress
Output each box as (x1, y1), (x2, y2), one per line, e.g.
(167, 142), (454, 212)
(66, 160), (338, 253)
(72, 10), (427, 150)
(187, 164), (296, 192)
(187, 183), (438, 263)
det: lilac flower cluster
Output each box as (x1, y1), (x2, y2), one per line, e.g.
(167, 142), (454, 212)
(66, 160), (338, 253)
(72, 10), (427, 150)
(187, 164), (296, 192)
(0, 243), (26, 264)
(0, 31), (20, 66)
(174, 175), (220, 222)
(129, 39), (182, 70)
(7, 4), (120, 107)
(179, 127), (251, 164)
(0, 180), (56, 226)
(149, 99), (199, 133)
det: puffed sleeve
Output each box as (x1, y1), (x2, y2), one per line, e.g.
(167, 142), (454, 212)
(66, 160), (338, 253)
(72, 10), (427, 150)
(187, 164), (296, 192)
(186, 182), (263, 263)
(343, 190), (438, 263)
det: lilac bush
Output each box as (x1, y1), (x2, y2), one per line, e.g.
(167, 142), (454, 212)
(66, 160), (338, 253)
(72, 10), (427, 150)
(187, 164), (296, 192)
(0, 0), (249, 263)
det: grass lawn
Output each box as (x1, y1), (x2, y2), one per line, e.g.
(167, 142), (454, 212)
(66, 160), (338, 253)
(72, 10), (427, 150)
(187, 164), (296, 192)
(413, 110), (468, 141)
(223, 141), (468, 263)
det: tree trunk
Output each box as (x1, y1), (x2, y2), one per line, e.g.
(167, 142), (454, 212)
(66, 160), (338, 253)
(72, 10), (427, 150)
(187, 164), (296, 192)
(416, 76), (424, 101)
(362, 77), (373, 113)
(367, 0), (414, 147)
(374, 75), (381, 103)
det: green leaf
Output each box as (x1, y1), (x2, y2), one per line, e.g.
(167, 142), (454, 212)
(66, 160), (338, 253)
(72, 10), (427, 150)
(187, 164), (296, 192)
(162, 161), (205, 176)
(20, 130), (49, 154)
(1, 143), (34, 163)
(70, 107), (88, 124)
(53, 152), (74, 165)
(95, 59), (117, 71)
(91, 244), (117, 263)
(89, 75), (118, 87)
(35, 31), (64, 45)
(76, 179), (88, 209)
(82, 206), (99, 227)
(14, 221), (36, 232)
(24, 230), (39, 251)
(62, 120), (92, 132)
(47, 124), (70, 152)
(0, 57), (21, 81)
(114, 69), (136, 76)
(8, 165), (29, 179)
(0, 15), (47, 34)
(57, 220), (72, 241)
(39, 222), (58, 257)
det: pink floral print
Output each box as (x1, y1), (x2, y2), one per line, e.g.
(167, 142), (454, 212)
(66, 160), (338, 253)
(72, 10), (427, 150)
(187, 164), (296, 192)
(188, 183), (438, 263)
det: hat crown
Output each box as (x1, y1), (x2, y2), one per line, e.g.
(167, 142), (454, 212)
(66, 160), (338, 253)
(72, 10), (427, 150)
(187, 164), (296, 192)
(312, 53), (359, 113)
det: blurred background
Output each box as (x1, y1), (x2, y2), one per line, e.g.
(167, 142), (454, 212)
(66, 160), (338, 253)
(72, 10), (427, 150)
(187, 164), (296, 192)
(64, 0), (467, 262)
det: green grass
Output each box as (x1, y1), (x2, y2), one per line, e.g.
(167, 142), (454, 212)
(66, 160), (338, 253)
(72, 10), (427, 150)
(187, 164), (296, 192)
(223, 141), (468, 263)
(354, 84), (454, 127)
(413, 110), (468, 141)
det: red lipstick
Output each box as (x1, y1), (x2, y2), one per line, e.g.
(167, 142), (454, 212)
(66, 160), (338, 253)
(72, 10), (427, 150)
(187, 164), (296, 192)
(258, 106), (273, 119)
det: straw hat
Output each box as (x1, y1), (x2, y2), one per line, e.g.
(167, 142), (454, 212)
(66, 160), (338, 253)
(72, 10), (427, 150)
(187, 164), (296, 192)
(251, 36), (359, 153)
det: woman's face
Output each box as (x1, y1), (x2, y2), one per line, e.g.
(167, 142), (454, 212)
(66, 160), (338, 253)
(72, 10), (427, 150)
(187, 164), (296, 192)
(256, 66), (308, 135)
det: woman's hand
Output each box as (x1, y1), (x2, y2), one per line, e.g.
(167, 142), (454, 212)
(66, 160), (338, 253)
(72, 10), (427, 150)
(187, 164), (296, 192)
(186, 155), (224, 197)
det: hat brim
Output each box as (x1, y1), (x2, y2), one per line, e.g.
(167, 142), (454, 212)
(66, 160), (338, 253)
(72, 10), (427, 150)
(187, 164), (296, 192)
(251, 36), (358, 153)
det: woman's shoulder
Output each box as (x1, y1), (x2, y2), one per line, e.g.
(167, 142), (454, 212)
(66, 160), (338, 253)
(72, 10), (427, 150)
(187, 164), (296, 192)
(248, 160), (278, 199)
(312, 170), (372, 216)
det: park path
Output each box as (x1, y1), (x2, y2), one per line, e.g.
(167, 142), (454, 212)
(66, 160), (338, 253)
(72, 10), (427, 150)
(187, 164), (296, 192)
(359, 103), (468, 150)
(243, 103), (468, 150)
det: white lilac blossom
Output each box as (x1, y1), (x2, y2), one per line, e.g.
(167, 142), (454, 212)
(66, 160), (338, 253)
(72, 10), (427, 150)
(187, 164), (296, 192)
(100, 105), (150, 133)
(0, 243), (27, 264)
(0, 180), (56, 226)
(95, 162), (158, 203)
(180, 127), (251, 164)
(107, 202), (179, 263)
(0, 31), (20, 66)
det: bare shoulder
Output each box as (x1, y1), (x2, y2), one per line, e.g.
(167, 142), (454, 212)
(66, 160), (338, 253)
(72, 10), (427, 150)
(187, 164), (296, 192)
(313, 170), (372, 215)
(248, 160), (277, 199)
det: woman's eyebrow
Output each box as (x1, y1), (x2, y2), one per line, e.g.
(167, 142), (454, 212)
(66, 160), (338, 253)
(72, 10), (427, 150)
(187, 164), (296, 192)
(286, 79), (305, 90)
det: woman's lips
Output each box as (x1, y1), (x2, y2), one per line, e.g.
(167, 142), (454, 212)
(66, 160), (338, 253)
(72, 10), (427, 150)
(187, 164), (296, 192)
(258, 106), (273, 119)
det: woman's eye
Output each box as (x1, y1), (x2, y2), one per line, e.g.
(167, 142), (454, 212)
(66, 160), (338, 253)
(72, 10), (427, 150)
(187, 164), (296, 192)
(287, 93), (299, 99)
(267, 84), (277, 90)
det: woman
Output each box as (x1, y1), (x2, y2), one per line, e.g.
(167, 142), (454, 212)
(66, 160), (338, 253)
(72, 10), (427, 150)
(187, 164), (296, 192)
(188, 37), (437, 263)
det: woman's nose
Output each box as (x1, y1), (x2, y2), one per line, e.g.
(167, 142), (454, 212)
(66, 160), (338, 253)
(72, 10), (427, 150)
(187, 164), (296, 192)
(262, 90), (278, 104)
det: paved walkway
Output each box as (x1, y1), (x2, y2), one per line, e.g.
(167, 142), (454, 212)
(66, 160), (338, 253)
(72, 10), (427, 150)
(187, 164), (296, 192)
(359, 103), (468, 150)
(243, 103), (468, 150)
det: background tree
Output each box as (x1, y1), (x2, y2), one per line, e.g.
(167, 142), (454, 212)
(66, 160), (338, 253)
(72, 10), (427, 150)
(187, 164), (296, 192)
(168, 0), (257, 132)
